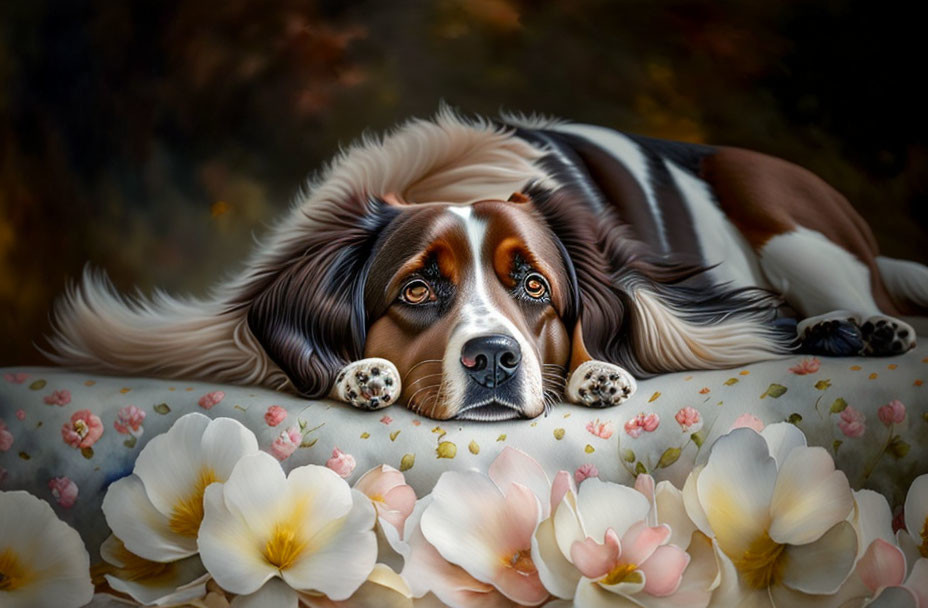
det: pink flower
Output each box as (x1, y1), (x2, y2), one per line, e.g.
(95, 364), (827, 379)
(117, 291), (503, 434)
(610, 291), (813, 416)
(60, 409), (104, 449)
(674, 406), (702, 433)
(354, 464), (417, 533)
(574, 463), (599, 484)
(48, 476), (79, 508)
(15, 409), (25, 421)
(268, 426), (301, 461)
(877, 400), (906, 426)
(571, 520), (690, 599)
(3, 372), (28, 384)
(326, 447), (357, 478)
(586, 418), (615, 439)
(624, 413), (660, 438)
(789, 358), (821, 375)
(0, 420), (13, 452)
(197, 391), (225, 409)
(263, 405), (287, 427)
(380, 415), (393, 425)
(113, 405), (146, 436)
(43, 389), (71, 406)
(731, 413), (765, 432)
(838, 406), (866, 438)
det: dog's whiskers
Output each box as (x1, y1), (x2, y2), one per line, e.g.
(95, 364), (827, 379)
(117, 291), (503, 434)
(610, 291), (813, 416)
(402, 359), (443, 384)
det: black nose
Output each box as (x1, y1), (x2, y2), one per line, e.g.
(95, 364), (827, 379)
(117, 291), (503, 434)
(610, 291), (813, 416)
(460, 334), (522, 388)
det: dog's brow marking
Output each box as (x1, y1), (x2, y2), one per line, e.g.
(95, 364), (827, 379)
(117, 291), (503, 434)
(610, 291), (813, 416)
(554, 123), (669, 253)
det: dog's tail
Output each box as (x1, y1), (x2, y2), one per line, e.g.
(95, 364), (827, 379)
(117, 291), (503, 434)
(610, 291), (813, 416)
(44, 267), (289, 388)
(877, 256), (928, 316)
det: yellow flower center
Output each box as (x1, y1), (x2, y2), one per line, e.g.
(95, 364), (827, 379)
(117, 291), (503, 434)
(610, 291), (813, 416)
(0, 548), (32, 591)
(734, 531), (786, 589)
(73, 419), (89, 438)
(368, 493), (385, 503)
(599, 562), (641, 586)
(920, 516), (928, 558)
(169, 467), (219, 537)
(263, 501), (310, 571)
(506, 549), (537, 575)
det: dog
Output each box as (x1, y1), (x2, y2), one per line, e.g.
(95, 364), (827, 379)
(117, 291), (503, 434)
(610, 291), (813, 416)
(47, 109), (928, 420)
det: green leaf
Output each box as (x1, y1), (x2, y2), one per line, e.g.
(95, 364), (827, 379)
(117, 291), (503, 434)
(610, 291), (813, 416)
(299, 438), (318, 448)
(436, 441), (457, 459)
(496, 434), (507, 442)
(634, 461), (648, 476)
(622, 449), (636, 463)
(400, 453), (415, 471)
(389, 430), (401, 442)
(553, 428), (565, 440)
(468, 440), (480, 455)
(787, 413), (803, 425)
(829, 398), (848, 414)
(29, 379), (47, 390)
(832, 439), (842, 455)
(81, 447), (94, 459)
(723, 377), (739, 386)
(814, 379), (832, 391)
(691, 430), (706, 447)
(123, 435), (138, 449)
(761, 384), (788, 399)
(888, 436), (910, 460)
(657, 447), (682, 468)
(153, 403), (171, 415)
(18, 451), (30, 460)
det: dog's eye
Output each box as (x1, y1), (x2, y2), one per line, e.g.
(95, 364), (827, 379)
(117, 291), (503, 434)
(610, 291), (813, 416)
(523, 273), (548, 299)
(401, 279), (433, 304)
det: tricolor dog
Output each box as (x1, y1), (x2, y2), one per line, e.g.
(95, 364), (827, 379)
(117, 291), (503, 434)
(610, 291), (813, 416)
(48, 110), (928, 420)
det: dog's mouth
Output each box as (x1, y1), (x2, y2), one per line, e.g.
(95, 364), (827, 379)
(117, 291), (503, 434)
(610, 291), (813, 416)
(454, 397), (524, 421)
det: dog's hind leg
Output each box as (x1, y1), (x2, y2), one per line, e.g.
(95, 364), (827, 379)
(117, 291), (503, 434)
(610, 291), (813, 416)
(331, 358), (401, 410)
(760, 227), (916, 356)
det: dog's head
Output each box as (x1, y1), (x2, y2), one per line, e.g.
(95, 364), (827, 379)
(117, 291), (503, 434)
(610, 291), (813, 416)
(245, 192), (581, 420)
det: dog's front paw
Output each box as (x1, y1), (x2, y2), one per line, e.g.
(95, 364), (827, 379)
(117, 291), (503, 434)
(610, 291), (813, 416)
(334, 358), (400, 410)
(797, 311), (864, 356)
(566, 360), (637, 408)
(860, 315), (916, 356)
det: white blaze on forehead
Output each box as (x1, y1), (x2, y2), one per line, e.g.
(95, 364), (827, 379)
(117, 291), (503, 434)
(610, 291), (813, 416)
(441, 205), (544, 414)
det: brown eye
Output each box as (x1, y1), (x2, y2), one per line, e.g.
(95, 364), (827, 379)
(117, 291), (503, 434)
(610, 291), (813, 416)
(401, 279), (432, 304)
(524, 273), (548, 299)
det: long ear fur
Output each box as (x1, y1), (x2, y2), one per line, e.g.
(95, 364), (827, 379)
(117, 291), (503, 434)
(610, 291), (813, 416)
(526, 183), (794, 377)
(242, 199), (399, 398)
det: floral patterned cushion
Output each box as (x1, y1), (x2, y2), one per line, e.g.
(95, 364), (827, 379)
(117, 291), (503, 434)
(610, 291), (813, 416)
(1, 345), (926, 566)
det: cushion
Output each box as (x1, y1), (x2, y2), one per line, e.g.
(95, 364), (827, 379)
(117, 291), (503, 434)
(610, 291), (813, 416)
(2, 343), (926, 565)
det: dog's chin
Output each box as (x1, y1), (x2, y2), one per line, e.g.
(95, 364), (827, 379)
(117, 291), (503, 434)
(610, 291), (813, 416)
(454, 397), (525, 421)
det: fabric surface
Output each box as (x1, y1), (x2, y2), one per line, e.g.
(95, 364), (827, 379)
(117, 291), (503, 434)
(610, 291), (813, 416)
(2, 345), (926, 561)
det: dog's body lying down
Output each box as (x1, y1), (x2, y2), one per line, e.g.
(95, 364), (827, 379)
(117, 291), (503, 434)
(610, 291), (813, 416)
(48, 110), (928, 420)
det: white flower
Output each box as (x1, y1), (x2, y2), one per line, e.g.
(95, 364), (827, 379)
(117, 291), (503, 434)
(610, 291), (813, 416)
(197, 451), (377, 605)
(299, 564), (413, 608)
(97, 534), (210, 607)
(683, 423), (858, 606)
(102, 413), (259, 562)
(898, 473), (928, 569)
(0, 490), (93, 608)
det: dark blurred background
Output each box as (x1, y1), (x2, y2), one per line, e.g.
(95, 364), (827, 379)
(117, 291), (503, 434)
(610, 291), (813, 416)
(1, 0), (926, 365)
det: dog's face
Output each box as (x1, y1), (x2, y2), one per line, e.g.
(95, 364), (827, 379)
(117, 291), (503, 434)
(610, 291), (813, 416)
(362, 198), (572, 420)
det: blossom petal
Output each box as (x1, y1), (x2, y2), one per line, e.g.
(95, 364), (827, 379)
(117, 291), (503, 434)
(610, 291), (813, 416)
(769, 446), (853, 545)
(550, 470), (576, 512)
(570, 528), (621, 579)
(132, 413), (210, 516)
(199, 417), (259, 480)
(574, 577), (644, 608)
(780, 521), (857, 594)
(577, 477), (650, 541)
(220, 451), (289, 538)
(696, 429), (776, 558)
(638, 544), (690, 597)
(682, 466), (712, 537)
(643, 531), (717, 608)
(903, 558), (928, 607)
(231, 578), (299, 608)
(620, 521), (671, 566)
(532, 515), (581, 599)
(105, 558), (209, 606)
(853, 489), (895, 555)
(197, 483), (277, 595)
(903, 475), (928, 547)
(760, 422), (806, 467)
(285, 464), (355, 542)
(856, 538), (906, 593)
(655, 481), (697, 550)
(101, 474), (197, 561)
(354, 465), (405, 498)
(553, 490), (585, 561)
(282, 489), (377, 600)
(867, 586), (919, 608)
(488, 446), (551, 515)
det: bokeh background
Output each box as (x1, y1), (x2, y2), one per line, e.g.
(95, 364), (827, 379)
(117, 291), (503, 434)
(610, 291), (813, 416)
(1, 0), (926, 365)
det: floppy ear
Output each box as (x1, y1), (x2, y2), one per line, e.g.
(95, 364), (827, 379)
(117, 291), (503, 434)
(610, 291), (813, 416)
(245, 199), (400, 398)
